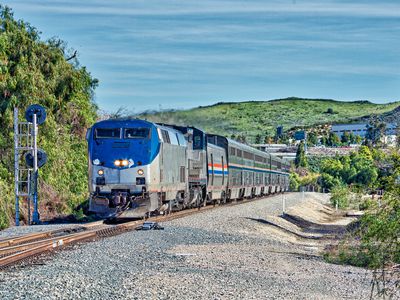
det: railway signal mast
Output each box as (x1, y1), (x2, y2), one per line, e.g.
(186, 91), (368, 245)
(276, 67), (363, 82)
(14, 105), (47, 225)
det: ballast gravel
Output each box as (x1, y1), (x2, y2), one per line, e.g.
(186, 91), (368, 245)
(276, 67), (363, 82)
(0, 193), (371, 300)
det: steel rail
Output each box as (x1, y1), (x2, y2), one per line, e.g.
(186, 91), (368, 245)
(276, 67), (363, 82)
(0, 193), (288, 269)
(0, 220), (104, 249)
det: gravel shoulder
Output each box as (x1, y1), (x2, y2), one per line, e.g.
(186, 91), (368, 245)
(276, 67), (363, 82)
(0, 192), (371, 300)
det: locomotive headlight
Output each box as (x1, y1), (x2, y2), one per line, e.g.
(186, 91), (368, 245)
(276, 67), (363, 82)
(121, 159), (129, 167)
(114, 160), (121, 167)
(93, 159), (100, 165)
(98, 169), (104, 176)
(137, 169), (144, 175)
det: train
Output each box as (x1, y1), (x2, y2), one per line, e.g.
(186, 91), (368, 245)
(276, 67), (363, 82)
(86, 119), (290, 218)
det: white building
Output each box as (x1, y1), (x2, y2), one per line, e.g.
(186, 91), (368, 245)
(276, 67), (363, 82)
(331, 123), (397, 138)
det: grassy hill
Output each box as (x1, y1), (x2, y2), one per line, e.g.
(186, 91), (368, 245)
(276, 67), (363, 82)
(139, 98), (400, 141)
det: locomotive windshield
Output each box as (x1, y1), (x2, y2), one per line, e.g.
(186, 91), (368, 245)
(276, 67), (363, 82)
(95, 128), (121, 138)
(124, 128), (150, 139)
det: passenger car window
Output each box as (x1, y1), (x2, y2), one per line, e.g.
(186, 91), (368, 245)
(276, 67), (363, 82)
(95, 128), (121, 138)
(124, 128), (150, 139)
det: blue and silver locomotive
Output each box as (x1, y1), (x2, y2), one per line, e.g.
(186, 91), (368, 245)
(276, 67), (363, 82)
(86, 119), (290, 218)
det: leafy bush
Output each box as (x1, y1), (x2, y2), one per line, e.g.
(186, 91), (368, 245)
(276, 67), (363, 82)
(330, 185), (350, 209)
(326, 152), (400, 298)
(0, 6), (98, 226)
(320, 173), (342, 191)
(289, 173), (300, 191)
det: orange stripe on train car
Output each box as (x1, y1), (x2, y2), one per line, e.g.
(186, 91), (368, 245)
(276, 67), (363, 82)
(207, 163), (228, 168)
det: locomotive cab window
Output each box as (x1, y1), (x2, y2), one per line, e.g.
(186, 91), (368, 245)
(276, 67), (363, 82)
(95, 128), (121, 139)
(161, 130), (171, 143)
(193, 135), (202, 149)
(124, 128), (150, 139)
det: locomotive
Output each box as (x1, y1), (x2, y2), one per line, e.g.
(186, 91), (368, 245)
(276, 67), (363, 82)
(86, 119), (290, 218)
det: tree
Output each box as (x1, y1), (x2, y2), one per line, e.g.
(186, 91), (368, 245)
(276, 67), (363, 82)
(341, 131), (350, 144)
(366, 119), (387, 146)
(0, 5), (98, 227)
(326, 107), (334, 114)
(307, 132), (319, 146)
(328, 132), (341, 147)
(320, 136), (328, 146)
(255, 134), (262, 144)
(355, 135), (363, 144)
(264, 132), (273, 144)
(396, 124), (400, 148)
(237, 134), (247, 144)
(320, 157), (344, 178)
(319, 173), (342, 191)
(295, 141), (308, 168)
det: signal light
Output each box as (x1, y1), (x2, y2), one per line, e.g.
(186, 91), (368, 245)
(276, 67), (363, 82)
(114, 160), (121, 167)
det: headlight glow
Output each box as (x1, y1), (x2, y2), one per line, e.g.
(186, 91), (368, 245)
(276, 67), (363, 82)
(121, 159), (129, 167)
(93, 159), (100, 165)
(98, 169), (104, 176)
(137, 169), (144, 175)
(114, 160), (121, 167)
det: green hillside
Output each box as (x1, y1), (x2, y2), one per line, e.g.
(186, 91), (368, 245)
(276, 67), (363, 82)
(139, 98), (400, 141)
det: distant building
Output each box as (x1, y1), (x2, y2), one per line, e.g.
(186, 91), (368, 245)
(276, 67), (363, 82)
(252, 144), (289, 152)
(251, 143), (358, 161)
(331, 123), (397, 138)
(251, 144), (295, 161)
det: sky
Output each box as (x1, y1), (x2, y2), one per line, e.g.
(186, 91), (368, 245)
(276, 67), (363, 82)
(3, 0), (400, 113)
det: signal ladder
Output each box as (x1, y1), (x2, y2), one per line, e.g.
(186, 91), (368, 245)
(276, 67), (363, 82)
(14, 105), (47, 225)
(14, 108), (35, 225)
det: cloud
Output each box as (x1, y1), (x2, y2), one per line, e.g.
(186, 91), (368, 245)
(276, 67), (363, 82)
(6, 0), (400, 18)
(4, 0), (399, 109)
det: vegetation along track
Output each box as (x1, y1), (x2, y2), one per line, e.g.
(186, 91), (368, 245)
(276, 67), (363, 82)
(0, 193), (288, 269)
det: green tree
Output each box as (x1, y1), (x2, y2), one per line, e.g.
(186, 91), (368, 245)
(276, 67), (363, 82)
(320, 136), (328, 146)
(0, 6), (98, 227)
(254, 134), (262, 144)
(307, 132), (319, 146)
(396, 124), (400, 148)
(238, 134), (247, 143)
(295, 141), (308, 168)
(264, 132), (272, 144)
(366, 119), (386, 146)
(341, 131), (350, 144)
(326, 107), (334, 114)
(319, 173), (342, 191)
(328, 132), (341, 146)
(355, 135), (363, 144)
(320, 157), (343, 178)
(339, 154), (400, 297)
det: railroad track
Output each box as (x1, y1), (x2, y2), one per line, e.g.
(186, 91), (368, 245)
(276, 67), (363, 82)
(0, 194), (286, 269)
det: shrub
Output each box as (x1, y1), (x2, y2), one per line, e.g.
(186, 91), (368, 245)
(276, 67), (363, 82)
(326, 108), (334, 114)
(289, 172), (300, 191)
(330, 185), (350, 209)
(320, 173), (342, 191)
